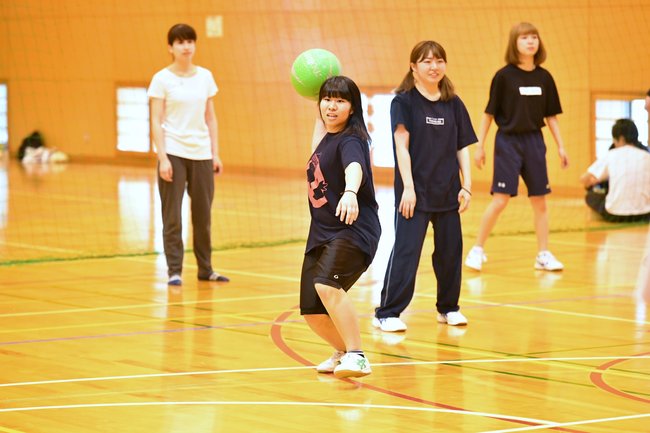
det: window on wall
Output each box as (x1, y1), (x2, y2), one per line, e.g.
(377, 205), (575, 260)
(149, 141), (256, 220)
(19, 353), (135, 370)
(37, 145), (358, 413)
(595, 97), (648, 159)
(361, 91), (395, 168)
(116, 86), (150, 153)
(0, 83), (7, 149)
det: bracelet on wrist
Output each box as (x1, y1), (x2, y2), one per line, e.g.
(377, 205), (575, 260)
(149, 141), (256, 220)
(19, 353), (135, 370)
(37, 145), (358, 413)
(461, 187), (472, 196)
(344, 190), (357, 195)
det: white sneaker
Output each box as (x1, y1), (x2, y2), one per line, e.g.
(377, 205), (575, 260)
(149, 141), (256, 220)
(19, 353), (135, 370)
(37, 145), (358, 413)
(372, 317), (407, 332)
(465, 246), (487, 271)
(437, 310), (468, 326)
(535, 251), (564, 271)
(333, 352), (372, 378)
(316, 350), (345, 373)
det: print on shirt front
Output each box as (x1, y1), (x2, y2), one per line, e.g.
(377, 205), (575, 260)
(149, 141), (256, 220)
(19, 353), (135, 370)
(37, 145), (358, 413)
(307, 153), (328, 208)
(391, 89), (477, 212)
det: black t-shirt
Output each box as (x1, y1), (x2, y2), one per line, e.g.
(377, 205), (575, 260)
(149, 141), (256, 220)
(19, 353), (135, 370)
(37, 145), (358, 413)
(485, 64), (562, 133)
(391, 89), (477, 212)
(305, 133), (381, 264)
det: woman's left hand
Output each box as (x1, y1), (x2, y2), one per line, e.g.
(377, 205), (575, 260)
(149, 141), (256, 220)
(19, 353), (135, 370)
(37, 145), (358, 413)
(213, 155), (224, 174)
(558, 147), (569, 169)
(336, 191), (359, 225)
(458, 188), (471, 213)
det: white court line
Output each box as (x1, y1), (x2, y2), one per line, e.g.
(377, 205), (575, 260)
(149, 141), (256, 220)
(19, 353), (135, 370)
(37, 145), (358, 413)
(0, 401), (553, 426)
(0, 292), (297, 318)
(481, 412), (650, 432)
(460, 298), (650, 325)
(1, 355), (648, 388)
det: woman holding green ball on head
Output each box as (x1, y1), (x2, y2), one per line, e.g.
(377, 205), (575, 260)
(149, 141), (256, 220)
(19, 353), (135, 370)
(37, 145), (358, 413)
(301, 75), (381, 379)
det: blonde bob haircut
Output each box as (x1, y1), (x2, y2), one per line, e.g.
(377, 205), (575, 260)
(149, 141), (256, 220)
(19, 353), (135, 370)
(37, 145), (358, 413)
(505, 22), (547, 66)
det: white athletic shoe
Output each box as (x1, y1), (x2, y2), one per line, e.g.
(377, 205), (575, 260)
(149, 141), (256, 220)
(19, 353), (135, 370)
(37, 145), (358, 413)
(437, 310), (468, 326)
(535, 251), (564, 271)
(333, 352), (372, 378)
(316, 350), (345, 373)
(465, 246), (487, 271)
(372, 317), (407, 332)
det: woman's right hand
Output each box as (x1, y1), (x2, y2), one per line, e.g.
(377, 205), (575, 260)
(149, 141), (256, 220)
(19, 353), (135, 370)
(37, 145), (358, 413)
(399, 187), (416, 219)
(159, 158), (173, 182)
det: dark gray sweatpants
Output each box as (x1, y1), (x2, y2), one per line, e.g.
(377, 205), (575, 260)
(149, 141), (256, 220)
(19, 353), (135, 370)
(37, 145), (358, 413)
(158, 155), (215, 279)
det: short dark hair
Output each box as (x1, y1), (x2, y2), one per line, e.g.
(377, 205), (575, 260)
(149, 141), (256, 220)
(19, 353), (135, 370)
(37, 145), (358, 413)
(167, 23), (197, 45)
(612, 118), (647, 150)
(646, 88), (650, 97)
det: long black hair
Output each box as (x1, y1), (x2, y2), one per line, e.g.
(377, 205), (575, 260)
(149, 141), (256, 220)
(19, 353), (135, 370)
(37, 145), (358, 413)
(318, 76), (370, 144)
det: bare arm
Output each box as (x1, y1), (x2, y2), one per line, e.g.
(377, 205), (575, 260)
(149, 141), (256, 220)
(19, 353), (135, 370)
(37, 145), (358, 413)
(150, 97), (173, 182)
(311, 118), (327, 151)
(546, 115), (569, 168)
(580, 171), (600, 188)
(457, 146), (472, 213)
(205, 97), (223, 174)
(336, 162), (363, 225)
(394, 124), (416, 219)
(473, 113), (493, 169)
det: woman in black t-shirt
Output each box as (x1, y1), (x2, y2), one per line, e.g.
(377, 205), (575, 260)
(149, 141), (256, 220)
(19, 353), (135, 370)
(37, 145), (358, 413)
(373, 40), (477, 332)
(466, 22), (569, 273)
(301, 76), (381, 379)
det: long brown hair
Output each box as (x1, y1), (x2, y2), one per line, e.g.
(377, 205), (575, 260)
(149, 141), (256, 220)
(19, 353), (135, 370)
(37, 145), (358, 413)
(505, 22), (547, 66)
(395, 40), (455, 101)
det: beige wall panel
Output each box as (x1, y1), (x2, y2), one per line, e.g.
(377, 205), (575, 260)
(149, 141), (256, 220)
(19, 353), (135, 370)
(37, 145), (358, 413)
(3, 0), (114, 17)
(500, 0), (588, 7)
(6, 16), (113, 81)
(113, 14), (170, 82)
(216, 81), (315, 171)
(588, 5), (650, 92)
(113, 0), (188, 16)
(10, 80), (115, 157)
(315, 10), (418, 87)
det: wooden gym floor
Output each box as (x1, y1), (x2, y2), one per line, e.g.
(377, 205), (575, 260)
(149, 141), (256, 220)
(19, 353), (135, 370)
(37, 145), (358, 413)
(1, 158), (649, 432)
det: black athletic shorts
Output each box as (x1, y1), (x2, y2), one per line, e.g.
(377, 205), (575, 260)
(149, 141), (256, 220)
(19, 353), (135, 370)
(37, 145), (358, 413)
(492, 130), (551, 197)
(300, 238), (368, 315)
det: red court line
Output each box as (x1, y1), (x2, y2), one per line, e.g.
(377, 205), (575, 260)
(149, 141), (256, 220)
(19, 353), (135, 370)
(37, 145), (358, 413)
(590, 351), (650, 404)
(270, 306), (587, 433)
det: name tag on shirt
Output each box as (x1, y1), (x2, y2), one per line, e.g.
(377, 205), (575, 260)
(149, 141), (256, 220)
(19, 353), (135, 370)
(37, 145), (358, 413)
(519, 86), (542, 96)
(426, 117), (444, 125)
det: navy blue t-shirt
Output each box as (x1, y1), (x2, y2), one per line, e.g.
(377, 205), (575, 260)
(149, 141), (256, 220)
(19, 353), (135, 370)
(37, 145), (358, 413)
(391, 89), (477, 212)
(305, 132), (381, 264)
(485, 64), (562, 134)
